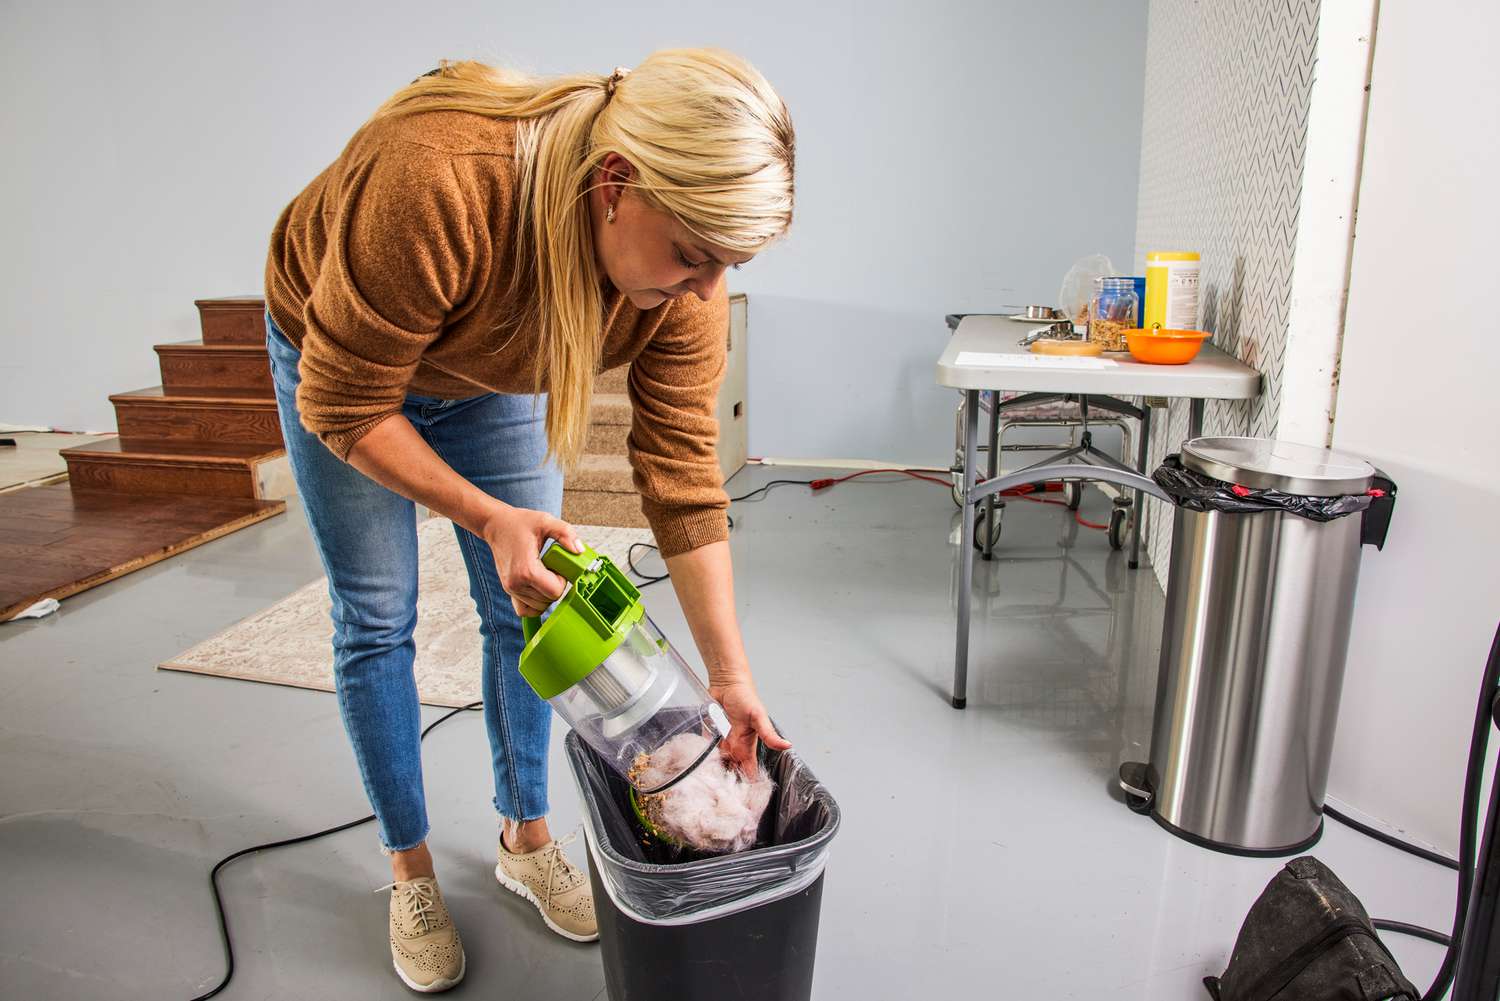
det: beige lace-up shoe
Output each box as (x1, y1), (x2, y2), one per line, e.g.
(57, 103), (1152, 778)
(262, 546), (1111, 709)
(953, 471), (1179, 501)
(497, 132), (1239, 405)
(381, 876), (466, 993)
(495, 831), (599, 942)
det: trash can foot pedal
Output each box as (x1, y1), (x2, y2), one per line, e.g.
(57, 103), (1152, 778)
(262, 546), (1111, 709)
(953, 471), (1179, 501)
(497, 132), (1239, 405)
(1119, 761), (1154, 814)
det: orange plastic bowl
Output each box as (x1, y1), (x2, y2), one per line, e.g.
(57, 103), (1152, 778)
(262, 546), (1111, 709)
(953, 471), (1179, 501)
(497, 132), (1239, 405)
(1126, 328), (1211, 365)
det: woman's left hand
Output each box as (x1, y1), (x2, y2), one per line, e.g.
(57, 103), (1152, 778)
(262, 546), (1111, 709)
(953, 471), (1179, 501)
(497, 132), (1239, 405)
(709, 678), (792, 778)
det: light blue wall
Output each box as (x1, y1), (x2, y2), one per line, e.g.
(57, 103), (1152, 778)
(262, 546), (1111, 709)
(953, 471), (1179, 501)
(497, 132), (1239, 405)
(1, 0), (1147, 464)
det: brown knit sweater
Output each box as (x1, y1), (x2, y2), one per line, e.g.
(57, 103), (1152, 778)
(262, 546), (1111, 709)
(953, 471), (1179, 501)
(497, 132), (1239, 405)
(265, 110), (729, 558)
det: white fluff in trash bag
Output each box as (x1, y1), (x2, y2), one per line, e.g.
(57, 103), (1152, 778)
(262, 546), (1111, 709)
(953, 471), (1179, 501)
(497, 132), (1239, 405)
(632, 732), (775, 854)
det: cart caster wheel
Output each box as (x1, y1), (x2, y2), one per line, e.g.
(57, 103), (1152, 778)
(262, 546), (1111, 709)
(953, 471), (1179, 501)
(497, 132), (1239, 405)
(951, 471), (965, 509)
(1065, 481), (1082, 511)
(1125, 792), (1153, 815)
(972, 509), (1003, 553)
(1107, 506), (1129, 551)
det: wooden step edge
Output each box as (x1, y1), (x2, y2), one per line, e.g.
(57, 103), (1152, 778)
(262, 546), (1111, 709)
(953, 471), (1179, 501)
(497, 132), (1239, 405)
(110, 386), (279, 406)
(563, 485), (642, 497)
(153, 341), (270, 354)
(60, 440), (285, 468)
(596, 368), (629, 394)
(194, 297), (265, 309)
(564, 472), (640, 494)
(589, 393), (631, 423)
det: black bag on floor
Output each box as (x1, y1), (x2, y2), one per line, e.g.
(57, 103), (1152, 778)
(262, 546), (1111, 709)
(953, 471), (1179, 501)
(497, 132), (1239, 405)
(1206, 857), (1420, 1001)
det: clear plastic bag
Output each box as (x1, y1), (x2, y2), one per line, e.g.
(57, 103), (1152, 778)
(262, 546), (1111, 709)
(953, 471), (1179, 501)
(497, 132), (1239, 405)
(565, 729), (840, 926)
(1056, 253), (1116, 325)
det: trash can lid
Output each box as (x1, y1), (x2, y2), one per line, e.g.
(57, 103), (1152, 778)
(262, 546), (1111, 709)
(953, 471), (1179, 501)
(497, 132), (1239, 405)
(1182, 437), (1375, 496)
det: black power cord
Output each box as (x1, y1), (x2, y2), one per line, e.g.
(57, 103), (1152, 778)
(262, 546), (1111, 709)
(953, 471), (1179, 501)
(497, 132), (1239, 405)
(1325, 805), (1460, 871)
(1373, 920), (1451, 948)
(1416, 624), (1500, 1000)
(626, 541), (670, 588)
(186, 478), (799, 996)
(1336, 622), (1500, 1001)
(626, 466), (956, 591)
(729, 476), (817, 503)
(187, 701), (482, 1001)
(617, 474), (900, 592)
(1319, 802), (1460, 951)
(181, 464), (1063, 997)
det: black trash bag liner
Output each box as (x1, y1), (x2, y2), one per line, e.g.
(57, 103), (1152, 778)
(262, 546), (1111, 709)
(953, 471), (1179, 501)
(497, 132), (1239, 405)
(565, 729), (840, 925)
(1153, 453), (1396, 526)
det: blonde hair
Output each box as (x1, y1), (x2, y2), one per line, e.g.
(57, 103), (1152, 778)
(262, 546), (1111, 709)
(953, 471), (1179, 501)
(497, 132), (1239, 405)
(369, 49), (796, 468)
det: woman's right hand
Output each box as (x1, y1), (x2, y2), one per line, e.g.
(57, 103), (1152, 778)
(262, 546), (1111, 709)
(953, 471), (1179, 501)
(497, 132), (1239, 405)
(480, 504), (584, 618)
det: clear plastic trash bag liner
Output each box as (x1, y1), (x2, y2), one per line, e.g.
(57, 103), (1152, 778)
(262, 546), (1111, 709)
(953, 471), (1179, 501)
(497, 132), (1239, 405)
(565, 730), (840, 927)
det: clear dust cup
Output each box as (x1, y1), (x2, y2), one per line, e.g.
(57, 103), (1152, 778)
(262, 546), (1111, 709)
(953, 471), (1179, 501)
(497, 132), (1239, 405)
(518, 541), (729, 794)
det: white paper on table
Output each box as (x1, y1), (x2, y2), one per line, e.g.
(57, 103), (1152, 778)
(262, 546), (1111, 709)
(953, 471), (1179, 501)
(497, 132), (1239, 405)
(954, 351), (1119, 371)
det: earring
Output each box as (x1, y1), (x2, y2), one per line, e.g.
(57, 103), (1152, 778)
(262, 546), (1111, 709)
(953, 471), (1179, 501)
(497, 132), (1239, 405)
(606, 202), (616, 224)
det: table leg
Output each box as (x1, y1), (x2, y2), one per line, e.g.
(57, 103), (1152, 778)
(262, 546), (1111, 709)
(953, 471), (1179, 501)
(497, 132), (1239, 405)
(982, 391), (1000, 562)
(1189, 398), (1205, 440)
(1130, 403), (1150, 570)
(954, 389), (979, 709)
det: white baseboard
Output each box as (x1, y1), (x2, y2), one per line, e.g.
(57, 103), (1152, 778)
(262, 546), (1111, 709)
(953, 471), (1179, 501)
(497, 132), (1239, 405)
(749, 456), (948, 471)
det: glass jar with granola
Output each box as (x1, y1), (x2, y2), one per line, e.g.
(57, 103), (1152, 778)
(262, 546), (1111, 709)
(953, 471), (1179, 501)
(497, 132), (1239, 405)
(1087, 277), (1138, 352)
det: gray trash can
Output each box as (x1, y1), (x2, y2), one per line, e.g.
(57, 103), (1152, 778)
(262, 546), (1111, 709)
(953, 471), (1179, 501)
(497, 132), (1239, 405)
(1119, 437), (1397, 856)
(565, 730), (840, 1001)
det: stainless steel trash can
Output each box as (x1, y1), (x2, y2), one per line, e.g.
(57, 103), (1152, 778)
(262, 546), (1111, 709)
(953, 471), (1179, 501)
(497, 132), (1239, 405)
(1119, 437), (1394, 856)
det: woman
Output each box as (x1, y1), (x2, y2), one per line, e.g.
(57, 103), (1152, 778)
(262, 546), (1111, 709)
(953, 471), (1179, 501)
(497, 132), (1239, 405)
(263, 49), (795, 993)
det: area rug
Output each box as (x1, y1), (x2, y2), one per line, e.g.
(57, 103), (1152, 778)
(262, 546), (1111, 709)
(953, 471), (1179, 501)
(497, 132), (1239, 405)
(159, 518), (658, 707)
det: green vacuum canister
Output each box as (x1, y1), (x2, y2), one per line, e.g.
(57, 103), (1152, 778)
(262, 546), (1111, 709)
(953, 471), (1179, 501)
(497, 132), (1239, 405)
(518, 541), (730, 794)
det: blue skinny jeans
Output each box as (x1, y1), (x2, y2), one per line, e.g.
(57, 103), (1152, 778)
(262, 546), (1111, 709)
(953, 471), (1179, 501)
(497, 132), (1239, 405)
(266, 311), (559, 851)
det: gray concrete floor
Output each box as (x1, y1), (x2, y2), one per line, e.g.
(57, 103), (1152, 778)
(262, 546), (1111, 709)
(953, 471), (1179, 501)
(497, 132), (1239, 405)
(1, 464), (1452, 1000)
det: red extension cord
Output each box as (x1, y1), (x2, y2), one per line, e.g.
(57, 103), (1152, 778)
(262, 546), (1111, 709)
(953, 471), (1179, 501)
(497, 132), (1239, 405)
(800, 467), (1109, 531)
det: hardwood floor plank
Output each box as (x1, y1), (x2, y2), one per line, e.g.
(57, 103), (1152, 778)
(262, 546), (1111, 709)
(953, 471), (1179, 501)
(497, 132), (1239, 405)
(0, 485), (284, 619)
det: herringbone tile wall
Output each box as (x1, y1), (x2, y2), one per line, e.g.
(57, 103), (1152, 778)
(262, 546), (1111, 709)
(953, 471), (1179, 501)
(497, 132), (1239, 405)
(1132, 0), (1318, 580)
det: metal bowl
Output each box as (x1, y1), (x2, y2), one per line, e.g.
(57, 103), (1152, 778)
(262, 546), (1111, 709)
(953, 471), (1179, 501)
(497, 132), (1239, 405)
(1023, 304), (1058, 320)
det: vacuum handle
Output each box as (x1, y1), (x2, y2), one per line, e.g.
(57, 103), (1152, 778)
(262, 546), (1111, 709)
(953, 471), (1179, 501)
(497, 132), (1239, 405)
(520, 540), (599, 645)
(540, 538), (598, 580)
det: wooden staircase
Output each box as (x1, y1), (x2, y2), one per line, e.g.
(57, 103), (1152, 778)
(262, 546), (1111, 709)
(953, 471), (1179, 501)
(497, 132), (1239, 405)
(61, 298), (291, 501)
(565, 364), (648, 528)
(0, 298), (286, 620)
(1, 294), (747, 619)
(564, 293), (749, 529)
(61, 291), (745, 523)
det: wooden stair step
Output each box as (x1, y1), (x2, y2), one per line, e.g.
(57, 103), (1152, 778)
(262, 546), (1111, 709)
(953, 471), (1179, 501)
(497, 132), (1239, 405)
(563, 454), (645, 529)
(61, 437), (289, 500)
(64, 437), (283, 464)
(585, 424), (628, 456)
(155, 341), (272, 393)
(111, 386), (282, 445)
(566, 453), (637, 493)
(590, 392), (630, 425)
(586, 392), (630, 455)
(597, 365), (628, 395)
(563, 489), (649, 529)
(195, 296), (268, 344)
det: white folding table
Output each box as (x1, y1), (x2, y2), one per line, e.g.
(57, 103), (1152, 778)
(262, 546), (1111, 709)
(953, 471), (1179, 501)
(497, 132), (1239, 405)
(936, 315), (1261, 708)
